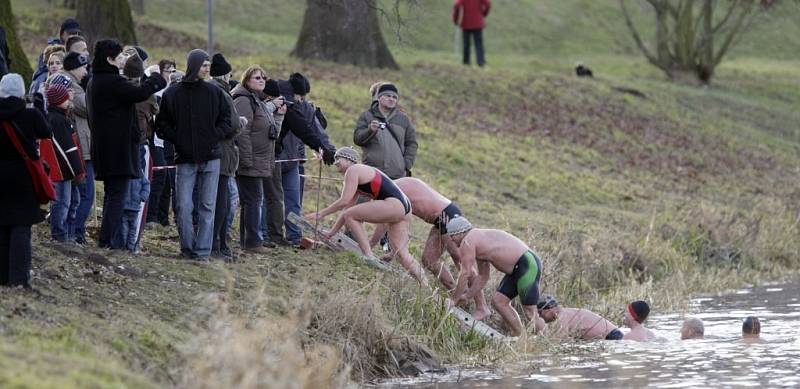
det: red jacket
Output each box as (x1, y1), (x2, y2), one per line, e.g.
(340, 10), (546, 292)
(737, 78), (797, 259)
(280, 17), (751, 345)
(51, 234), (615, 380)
(453, 0), (491, 30)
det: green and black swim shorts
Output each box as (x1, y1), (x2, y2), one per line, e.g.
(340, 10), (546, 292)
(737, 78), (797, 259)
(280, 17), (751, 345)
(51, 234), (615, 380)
(496, 250), (542, 306)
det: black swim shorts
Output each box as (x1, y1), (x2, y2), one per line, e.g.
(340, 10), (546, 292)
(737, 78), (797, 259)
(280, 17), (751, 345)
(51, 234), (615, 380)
(432, 202), (463, 234)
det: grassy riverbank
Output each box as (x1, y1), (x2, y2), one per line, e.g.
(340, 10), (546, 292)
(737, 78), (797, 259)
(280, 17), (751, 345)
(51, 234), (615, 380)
(3, 0), (800, 387)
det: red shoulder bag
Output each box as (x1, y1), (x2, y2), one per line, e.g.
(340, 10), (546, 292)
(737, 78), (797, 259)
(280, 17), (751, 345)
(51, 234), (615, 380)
(2, 120), (57, 204)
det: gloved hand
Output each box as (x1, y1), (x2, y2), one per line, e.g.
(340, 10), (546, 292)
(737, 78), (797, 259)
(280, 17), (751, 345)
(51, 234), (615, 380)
(322, 147), (336, 165)
(147, 72), (168, 91)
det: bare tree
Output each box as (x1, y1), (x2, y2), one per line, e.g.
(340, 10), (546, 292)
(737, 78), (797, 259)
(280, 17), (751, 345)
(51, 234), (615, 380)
(292, 0), (399, 69)
(0, 0), (33, 82)
(76, 0), (137, 48)
(620, 0), (776, 84)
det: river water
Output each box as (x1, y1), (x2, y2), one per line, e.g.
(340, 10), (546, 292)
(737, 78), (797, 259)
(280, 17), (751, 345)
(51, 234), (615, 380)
(380, 280), (800, 388)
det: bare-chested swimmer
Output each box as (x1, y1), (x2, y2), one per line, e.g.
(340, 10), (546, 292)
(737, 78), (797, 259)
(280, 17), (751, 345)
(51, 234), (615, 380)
(446, 216), (546, 336)
(537, 295), (624, 340)
(370, 178), (490, 320)
(622, 300), (656, 341)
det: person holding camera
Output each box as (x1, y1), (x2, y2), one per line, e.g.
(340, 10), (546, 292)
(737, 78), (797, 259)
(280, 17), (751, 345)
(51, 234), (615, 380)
(353, 83), (417, 180)
(232, 65), (282, 254)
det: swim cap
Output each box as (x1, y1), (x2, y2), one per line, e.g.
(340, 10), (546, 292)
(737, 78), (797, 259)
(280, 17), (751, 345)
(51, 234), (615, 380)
(628, 300), (650, 323)
(537, 295), (558, 311)
(445, 216), (472, 236)
(334, 147), (360, 164)
(742, 316), (760, 335)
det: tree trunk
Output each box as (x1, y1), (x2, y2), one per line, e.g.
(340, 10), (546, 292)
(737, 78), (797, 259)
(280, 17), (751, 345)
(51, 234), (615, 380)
(76, 0), (137, 48)
(292, 0), (398, 69)
(0, 0), (34, 83)
(130, 0), (144, 15)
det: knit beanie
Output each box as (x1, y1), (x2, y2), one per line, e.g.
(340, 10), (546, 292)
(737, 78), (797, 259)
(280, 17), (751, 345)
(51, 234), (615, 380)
(289, 72), (310, 95)
(628, 300), (650, 323)
(60, 18), (80, 36)
(263, 79), (280, 97)
(123, 54), (144, 79)
(377, 83), (399, 99)
(210, 53), (232, 77)
(445, 216), (473, 236)
(63, 51), (89, 71)
(334, 147), (360, 164)
(0, 73), (26, 98)
(47, 74), (72, 107)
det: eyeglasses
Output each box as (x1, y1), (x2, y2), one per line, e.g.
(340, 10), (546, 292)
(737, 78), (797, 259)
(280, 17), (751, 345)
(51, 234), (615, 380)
(251, 76), (266, 80)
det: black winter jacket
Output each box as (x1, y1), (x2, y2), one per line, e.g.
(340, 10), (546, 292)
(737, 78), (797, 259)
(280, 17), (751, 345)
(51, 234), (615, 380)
(155, 79), (233, 164)
(0, 96), (52, 225)
(87, 61), (166, 180)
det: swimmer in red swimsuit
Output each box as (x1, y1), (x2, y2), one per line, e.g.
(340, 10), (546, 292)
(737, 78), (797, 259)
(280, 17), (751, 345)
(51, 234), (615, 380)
(307, 147), (427, 287)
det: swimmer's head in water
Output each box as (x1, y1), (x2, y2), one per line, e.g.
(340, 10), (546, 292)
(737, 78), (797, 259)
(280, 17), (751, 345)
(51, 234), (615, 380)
(334, 147), (360, 165)
(445, 216), (473, 237)
(628, 300), (650, 324)
(681, 317), (704, 340)
(742, 316), (761, 336)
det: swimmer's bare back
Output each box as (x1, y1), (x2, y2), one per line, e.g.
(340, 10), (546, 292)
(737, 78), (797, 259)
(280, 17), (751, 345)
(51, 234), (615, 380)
(394, 177), (451, 222)
(462, 229), (530, 274)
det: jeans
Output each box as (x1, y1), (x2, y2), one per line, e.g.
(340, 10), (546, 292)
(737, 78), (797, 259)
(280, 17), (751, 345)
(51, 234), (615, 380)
(176, 159), (220, 258)
(237, 175), (264, 249)
(225, 176), (238, 236)
(463, 28), (485, 67)
(74, 160), (95, 243)
(120, 210), (141, 252)
(0, 225), (32, 287)
(212, 174), (231, 253)
(282, 162), (302, 244)
(99, 177), (129, 249)
(51, 181), (79, 242)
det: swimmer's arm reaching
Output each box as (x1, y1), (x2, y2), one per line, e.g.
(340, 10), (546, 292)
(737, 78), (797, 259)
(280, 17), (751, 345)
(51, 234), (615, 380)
(462, 259), (490, 301)
(306, 168), (360, 230)
(452, 242), (478, 305)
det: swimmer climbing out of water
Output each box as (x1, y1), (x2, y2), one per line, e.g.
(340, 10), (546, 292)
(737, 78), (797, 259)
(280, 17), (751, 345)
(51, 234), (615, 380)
(306, 147), (428, 287)
(680, 317), (705, 340)
(446, 216), (546, 336)
(537, 295), (624, 340)
(622, 300), (656, 341)
(369, 177), (491, 320)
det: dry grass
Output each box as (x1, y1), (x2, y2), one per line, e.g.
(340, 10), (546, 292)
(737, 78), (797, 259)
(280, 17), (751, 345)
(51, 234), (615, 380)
(179, 277), (348, 389)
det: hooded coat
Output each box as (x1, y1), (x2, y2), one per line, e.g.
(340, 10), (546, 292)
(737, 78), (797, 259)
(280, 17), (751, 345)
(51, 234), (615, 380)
(155, 50), (233, 164)
(0, 96), (52, 225)
(87, 57), (167, 180)
(231, 83), (276, 178)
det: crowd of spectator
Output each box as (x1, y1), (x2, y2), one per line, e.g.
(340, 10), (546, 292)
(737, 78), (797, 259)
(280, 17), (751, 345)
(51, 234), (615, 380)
(0, 16), (419, 288)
